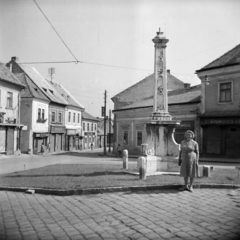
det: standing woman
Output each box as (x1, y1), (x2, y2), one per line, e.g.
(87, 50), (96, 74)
(178, 130), (199, 192)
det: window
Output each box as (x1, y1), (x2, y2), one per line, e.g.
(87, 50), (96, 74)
(58, 112), (62, 123)
(73, 113), (76, 123)
(123, 131), (128, 145)
(91, 123), (93, 131)
(38, 108), (41, 120)
(219, 82), (232, 103)
(37, 108), (45, 122)
(78, 113), (80, 123)
(68, 112), (71, 123)
(95, 124), (97, 131)
(137, 131), (143, 146)
(42, 109), (45, 120)
(83, 122), (85, 131)
(87, 123), (89, 131)
(51, 111), (56, 122)
(7, 92), (13, 108)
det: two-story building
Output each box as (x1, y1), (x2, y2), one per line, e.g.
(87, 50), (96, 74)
(0, 63), (25, 155)
(7, 57), (68, 154)
(82, 111), (98, 149)
(48, 80), (84, 151)
(111, 71), (201, 155)
(196, 44), (240, 160)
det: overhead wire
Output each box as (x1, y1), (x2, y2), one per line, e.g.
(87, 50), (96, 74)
(33, 0), (79, 63)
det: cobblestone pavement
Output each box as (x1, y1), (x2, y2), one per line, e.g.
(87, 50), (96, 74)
(0, 189), (240, 240)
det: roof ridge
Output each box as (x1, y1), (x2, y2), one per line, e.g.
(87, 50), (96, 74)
(199, 44), (240, 70)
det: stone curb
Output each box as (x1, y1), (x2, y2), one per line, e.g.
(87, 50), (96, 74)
(0, 184), (239, 196)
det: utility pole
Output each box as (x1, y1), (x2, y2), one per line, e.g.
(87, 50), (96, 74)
(108, 109), (111, 153)
(103, 90), (107, 155)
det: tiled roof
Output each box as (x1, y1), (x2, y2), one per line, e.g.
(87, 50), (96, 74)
(47, 80), (84, 110)
(82, 111), (98, 121)
(112, 72), (184, 102)
(197, 44), (240, 72)
(0, 63), (25, 89)
(18, 64), (68, 105)
(16, 73), (49, 101)
(114, 84), (201, 110)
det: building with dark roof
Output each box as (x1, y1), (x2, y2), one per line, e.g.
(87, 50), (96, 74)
(7, 57), (68, 154)
(48, 80), (84, 151)
(196, 44), (240, 160)
(0, 63), (25, 155)
(112, 72), (201, 155)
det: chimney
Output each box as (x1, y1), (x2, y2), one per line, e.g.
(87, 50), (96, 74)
(11, 56), (19, 62)
(167, 69), (170, 74)
(184, 83), (191, 89)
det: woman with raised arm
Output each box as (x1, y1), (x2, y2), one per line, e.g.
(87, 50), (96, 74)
(178, 130), (199, 192)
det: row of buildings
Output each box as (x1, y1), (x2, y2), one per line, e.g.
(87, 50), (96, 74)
(0, 57), (112, 155)
(112, 44), (240, 162)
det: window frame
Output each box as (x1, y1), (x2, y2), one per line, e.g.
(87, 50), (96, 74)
(78, 113), (80, 123)
(6, 91), (13, 108)
(136, 130), (143, 147)
(218, 81), (233, 104)
(58, 112), (62, 123)
(51, 111), (56, 123)
(73, 113), (76, 123)
(123, 131), (129, 146)
(83, 122), (85, 131)
(68, 112), (71, 123)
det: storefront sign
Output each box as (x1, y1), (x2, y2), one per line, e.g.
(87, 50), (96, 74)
(203, 118), (240, 125)
(67, 129), (77, 135)
(35, 133), (48, 138)
(51, 126), (66, 133)
(176, 121), (194, 129)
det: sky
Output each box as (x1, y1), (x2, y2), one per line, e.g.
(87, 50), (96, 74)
(1, 0), (240, 117)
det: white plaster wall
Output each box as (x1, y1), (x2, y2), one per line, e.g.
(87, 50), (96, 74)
(32, 100), (49, 132)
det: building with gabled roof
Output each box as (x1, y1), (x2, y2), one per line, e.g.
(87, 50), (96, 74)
(196, 44), (240, 160)
(82, 111), (98, 150)
(48, 80), (85, 151)
(112, 71), (201, 155)
(0, 63), (25, 155)
(7, 57), (68, 154)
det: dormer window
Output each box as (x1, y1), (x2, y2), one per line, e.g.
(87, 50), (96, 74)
(49, 90), (53, 94)
(43, 88), (47, 92)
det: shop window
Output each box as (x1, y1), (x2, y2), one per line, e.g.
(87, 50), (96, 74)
(7, 92), (13, 108)
(68, 112), (71, 123)
(73, 113), (76, 123)
(136, 131), (143, 146)
(123, 131), (128, 145)
(51, 111), (56, 123)
(58, 112), (62, 123)
(219, 82), (232, 103)
(83, 122), (85, 131)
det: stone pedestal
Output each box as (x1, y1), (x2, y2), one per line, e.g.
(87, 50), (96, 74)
(141, 122), (180, 173)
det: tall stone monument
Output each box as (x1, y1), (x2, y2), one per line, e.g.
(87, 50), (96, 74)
(141, 28), (180, 172)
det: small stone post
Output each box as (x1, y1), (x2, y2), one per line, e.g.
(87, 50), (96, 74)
(138, 157), (147, 180)
(203, 165), (211, 177)
(123, 150), (128, 169)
